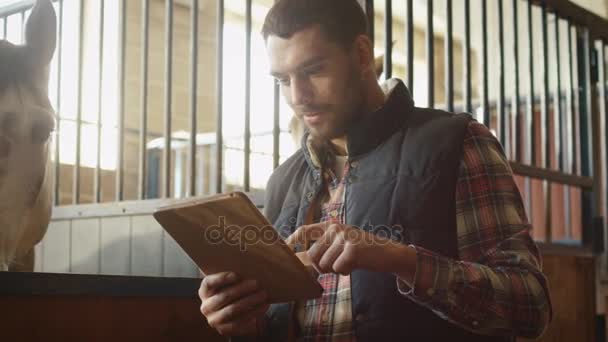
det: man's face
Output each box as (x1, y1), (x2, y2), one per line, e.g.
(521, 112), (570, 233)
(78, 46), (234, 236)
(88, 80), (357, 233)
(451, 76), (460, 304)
(266, 25), (365, 140)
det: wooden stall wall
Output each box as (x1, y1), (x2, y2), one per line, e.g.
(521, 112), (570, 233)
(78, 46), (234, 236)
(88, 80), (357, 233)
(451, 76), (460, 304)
(36, 211), (198, 278)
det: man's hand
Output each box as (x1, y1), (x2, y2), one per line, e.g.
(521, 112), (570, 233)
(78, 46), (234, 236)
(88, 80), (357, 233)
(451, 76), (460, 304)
(198, 272), (269, 337)
(285, 222), (417, 284)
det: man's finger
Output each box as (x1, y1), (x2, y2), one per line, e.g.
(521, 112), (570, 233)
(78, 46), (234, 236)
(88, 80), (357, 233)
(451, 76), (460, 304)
(202, 279), (261, 315)
(200, 272), (239, 299)
(316, 236), (345, 273)
(285, 223), (329, 250)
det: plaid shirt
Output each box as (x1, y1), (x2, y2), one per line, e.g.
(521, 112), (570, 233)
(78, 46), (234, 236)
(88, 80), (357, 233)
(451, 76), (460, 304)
(294, 120), (551, 341)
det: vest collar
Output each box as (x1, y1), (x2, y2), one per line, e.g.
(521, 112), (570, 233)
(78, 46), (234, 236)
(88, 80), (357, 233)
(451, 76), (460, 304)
(302, 79), (415, 169)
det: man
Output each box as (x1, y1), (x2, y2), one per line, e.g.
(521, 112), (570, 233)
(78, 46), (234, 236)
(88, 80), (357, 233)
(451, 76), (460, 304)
(198, 0), (552, 341)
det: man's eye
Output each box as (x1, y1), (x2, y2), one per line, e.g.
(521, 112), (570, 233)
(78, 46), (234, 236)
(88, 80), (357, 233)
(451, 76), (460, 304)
(303, 65), (323, 76)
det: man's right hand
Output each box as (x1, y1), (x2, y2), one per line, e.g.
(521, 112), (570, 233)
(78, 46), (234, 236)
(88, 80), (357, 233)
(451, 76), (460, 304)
(198, 272), (270, 337)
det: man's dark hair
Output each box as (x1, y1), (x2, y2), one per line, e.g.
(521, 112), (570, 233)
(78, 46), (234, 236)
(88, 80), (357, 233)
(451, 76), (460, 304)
(262, 0), (369, 49)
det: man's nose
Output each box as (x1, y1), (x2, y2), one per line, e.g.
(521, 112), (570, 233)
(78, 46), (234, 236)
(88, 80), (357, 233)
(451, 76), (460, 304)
(290, 78), (313, 106)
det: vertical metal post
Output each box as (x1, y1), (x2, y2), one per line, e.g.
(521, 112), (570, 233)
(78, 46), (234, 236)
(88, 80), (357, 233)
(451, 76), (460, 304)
(1, 16), (6, 39)
(189, 0), (199, 197)
(94, 0), (105, 203)
(555, 15), (564, 171)
(579, 28), (595, 245)
(73, 0), (85, 204)
(481, 0), (489, 126)
(498, 0), (506, 153)
(139, 0), (149, 200)
(512, 0), (521, 162)
(163, 0), (173, 198)
(215, 0), (224, 194)
(540, 3), (549, 170)
(564, 22), (576, 240)
(406, 0), (413, 94)
(527, 0), (535, 166)
(53, 0), (63, 205)
(463, 0), (472, 113)
(116, 0), (126, 201)
(244, 0), (252, 192)
(568, 23), (576, 175)
(445, 0), (453, 112)
(597, 42), (607, 232)
(384, 0), (392, 80)
(426, 0), (434, 108)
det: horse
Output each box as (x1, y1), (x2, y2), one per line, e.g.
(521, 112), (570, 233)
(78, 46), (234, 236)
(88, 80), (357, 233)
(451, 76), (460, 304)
(0, 0), (56, 271)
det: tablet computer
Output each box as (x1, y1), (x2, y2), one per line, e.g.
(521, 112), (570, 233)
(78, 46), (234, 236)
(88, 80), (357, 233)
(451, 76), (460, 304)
(153, 192), (322, 303)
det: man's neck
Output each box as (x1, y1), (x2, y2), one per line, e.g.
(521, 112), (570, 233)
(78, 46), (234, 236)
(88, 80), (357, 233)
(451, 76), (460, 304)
(330, 81), (387, 156)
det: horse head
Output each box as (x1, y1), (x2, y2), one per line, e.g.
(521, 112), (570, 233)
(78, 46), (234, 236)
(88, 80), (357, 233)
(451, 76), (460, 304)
(0, 0), (56, 271)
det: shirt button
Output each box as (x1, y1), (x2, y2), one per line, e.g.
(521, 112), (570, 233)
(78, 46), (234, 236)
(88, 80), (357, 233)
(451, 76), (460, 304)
(472, 321), (479, 327)
(355, 313), (367, 322)
(426, 288), (435, 297)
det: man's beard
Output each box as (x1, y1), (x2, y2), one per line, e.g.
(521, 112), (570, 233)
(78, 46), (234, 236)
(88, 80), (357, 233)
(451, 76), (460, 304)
(307, 78), (365, 140)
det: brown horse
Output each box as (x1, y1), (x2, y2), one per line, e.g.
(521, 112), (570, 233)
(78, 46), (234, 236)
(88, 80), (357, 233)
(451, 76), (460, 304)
(0, 0), (56, 271)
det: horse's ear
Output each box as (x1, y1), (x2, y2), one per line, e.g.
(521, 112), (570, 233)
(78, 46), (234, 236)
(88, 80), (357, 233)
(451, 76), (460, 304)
(24, 0), (57, 68)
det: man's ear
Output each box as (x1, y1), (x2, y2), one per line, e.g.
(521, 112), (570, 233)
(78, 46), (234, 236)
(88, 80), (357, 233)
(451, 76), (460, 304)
(24, 0), (57, 69)
(351, 34), (375, 80)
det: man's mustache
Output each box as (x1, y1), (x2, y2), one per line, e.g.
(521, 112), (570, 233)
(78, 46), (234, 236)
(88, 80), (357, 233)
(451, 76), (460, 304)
(294, 105), (332, 116)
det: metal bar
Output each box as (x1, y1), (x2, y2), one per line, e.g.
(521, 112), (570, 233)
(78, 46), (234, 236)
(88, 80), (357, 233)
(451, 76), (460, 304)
(540, 3), (551, 242)
(215, 0), (224, 194)
(445, 0), (453, 112)
(163, 0), (173, 198)
(463, 0), (471, 113)
(481, 0), (489, 126)
(426, 0), (434, 108)
(244, 0), (252, 192)
(366, 0), (374, 46)
(527, 0), (535, 166)
(512, 0), (521, 162)
(406, 0), (413, 94)
(73, 0), (85, 204)
(498, 0), (506, 153)
(579, 28), (595, 246)
(0, 0), (61, 18)
(565, 22), (575, 240)
(116, 0), (126, 201)
(139, 0), (149, 200)
(555, 14), (564, 171)
(53, 0), (63, 205)
(188, 0), (199, 197)
(20, 11), (25, 43)
(604, 43), (608, 230)
(510, 161), (593, 189)
(598, 42), (607, 224)
(567, 23), (576, 174)
(384, 0), (392, 80)
(273, 83), (280, 169)
(541, 3), (549, 169)
(94, 0), (105, 203)
(2, 16), (6, 39)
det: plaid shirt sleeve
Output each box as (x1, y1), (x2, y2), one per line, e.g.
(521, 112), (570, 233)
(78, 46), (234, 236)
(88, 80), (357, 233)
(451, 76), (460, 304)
(396, 121), (552, 338)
